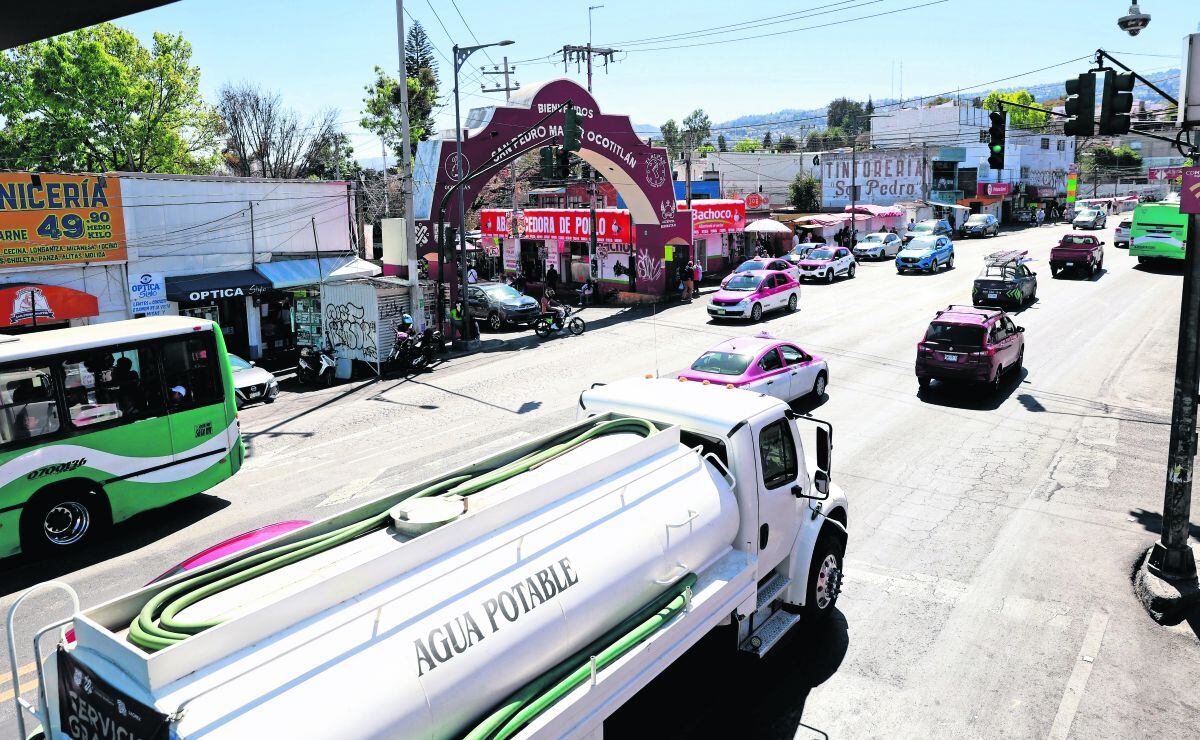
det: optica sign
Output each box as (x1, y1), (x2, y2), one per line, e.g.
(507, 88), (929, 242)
(679, 199), (746, 236)
(479, 208), (633, 245)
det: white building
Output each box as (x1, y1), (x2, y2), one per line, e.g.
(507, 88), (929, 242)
(0, 172), (375, 360)
(676, 152), (822, 211)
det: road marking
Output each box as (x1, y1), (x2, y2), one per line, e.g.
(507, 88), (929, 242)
(316, 474), (379, 508)
(0, 661), (37, 688)
(0, 675), (36, 705)
(1047, 611), (1110, 740)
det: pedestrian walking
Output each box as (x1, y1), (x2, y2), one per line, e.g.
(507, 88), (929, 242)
(1036, 207), (1045, 227)
(791, 230), (800, 252)
(466, 263), (478, 284)
(692, 260), (703, 295)
(681, 262), (695, 302)
(545, 264), (559, 294)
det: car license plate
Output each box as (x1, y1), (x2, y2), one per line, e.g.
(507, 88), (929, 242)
(987, 292), (998, 299)
(1066, 261), (1074, 266)
(714, 309), (725, 315)
(943, 354), (959, 362)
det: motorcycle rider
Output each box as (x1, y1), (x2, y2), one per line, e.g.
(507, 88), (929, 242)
(539, 289), (567, 330)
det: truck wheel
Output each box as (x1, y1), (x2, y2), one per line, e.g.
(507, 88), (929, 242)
(20, 483), (110, 554)
(802, 531), (844, 625)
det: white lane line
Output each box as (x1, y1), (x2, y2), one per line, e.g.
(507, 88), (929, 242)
(1047, 611), (1110, 740)
(316, 474), (379, 508)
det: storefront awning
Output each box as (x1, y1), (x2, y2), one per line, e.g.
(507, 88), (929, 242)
(255, 256), (380, 289)
(0, 283), (99, 327)
(165, 270), (273, 303)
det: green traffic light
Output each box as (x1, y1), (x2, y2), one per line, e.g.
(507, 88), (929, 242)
(991, 145), (1002, 154)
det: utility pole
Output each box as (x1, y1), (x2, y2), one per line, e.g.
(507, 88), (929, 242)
(850, 139), (857, 244)
(482, 57), (520, 280)
(560, 44), (618, 94)
(381, 137), (391, 217)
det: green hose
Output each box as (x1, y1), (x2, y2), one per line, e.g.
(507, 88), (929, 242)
(127, 418), (657, 652)
(463, 573), (698, 740)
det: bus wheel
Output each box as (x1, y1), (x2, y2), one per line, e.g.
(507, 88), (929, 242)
(20, 483), (110, 553)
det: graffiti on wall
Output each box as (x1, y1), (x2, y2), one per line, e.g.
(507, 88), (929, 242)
(636, 248), (664, 282)
(326, 301), (377, 360)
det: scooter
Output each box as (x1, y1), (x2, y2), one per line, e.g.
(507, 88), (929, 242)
(419, 327), (444, 366)
(297, 342), (338, 387)
(534, 305), (585, 338)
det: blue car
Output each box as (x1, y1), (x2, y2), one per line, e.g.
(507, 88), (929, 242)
(896, 235), (955, 274)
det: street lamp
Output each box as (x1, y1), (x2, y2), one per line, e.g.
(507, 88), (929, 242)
(453, 39), (513, 346)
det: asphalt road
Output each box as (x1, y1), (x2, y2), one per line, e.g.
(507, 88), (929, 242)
(3, 221), (1198, 738)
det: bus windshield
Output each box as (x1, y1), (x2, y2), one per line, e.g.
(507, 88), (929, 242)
(0, 318), (241, 558)
(1130, 202), (1187, 260)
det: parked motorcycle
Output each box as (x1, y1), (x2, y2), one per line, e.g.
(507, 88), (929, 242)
(388, 324), (430, 372)
(297, 342), (338, 387)
(533, 306), (585, 338)
(419, 327), (444, 366)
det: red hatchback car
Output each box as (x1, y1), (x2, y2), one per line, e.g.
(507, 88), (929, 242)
(916, 304), (1025, 393)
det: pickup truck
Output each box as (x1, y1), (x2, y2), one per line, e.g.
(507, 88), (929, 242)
(8, 379), (848, 740)
(1050, 233), (1105, 278)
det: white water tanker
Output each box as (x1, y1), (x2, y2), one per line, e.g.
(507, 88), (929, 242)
(8, 379), (849, 740)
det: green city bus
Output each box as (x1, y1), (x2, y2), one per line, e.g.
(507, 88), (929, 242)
(1129, 201), (1187, 262)
(0, 316), (243, 558)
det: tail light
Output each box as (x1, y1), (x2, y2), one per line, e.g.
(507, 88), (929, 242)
(917, 341), (933, 357)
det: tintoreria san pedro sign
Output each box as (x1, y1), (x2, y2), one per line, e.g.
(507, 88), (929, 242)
(403, 79), (692, 294)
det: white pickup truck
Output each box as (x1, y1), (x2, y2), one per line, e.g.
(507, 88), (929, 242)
(8, 378), (848, 740)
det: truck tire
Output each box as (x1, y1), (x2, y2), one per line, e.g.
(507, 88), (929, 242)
(19, 482), (110, 554)
(802, 530), (844, 625)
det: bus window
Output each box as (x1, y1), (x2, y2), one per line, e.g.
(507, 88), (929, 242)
(161, 334), (222, 411)
(0, 366), (61, 444)
(61, 348), (158, 428)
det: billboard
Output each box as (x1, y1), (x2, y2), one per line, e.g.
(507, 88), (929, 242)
(822, 149), (925, 207)
(0, 173), (127, 268)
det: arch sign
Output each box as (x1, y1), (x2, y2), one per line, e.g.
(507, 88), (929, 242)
(402, 79), (691, 295)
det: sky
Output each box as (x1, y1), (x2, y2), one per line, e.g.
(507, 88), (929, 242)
(113, 0), (1197, 162)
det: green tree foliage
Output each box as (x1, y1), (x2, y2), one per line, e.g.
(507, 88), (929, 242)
(0, 23), (220, 173)
(865, 97), (875, 115)
(361, 65), (438, 160)
(1082, 144), (1143, 179)
(405, 20), (439, 85)
(805, 126), (850, 151)
(762, 131), (773, 149)
(983, 89), (1048, 130)
(717, 134), (727, 152)
(733, 139), (759, 152)
(827, 98), (867, 134)
(788, 172), (821, 211)
(778, 135), (798, 153)
(682, 109), (711, 146)
(659, 119), (681, 160)
(697, 144), (716, 155)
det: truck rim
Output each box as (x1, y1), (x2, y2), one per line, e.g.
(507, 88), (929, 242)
(44, 501), (90, 546)
(815, 553), (841, 609)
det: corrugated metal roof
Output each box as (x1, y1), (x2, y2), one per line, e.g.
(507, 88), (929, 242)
(255, 256), (380, 289)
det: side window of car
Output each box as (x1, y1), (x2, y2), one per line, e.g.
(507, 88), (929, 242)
(779, 345), (810, 365)
(468, 287), (485, 302)
(758, 349), (783, 373)
(758, 419), (798, 490)
(990, 321), (1007, 343)
(1003, 317), (1018, 334)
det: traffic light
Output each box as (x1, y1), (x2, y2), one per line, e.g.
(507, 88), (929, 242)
(538, 146), (556, 178)
(987, 110), (1006, 171)
(1063, 73), (1096, 137)
(1099, 71), (1135, 135)
(563, 107), (582, 153)
(555, 147), (571, 179)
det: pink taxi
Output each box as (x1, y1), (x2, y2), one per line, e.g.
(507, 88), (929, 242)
(678, 332), (829, 403)
(707, 270), (800, 322)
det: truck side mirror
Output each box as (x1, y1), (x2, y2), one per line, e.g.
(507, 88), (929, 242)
(812, 470), (831, 499)
(816, 426), (831, 472)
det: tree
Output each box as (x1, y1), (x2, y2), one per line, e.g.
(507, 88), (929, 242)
(361, 64), (438, 160)
(827, 97), (867, 134)
(658, 119), (681, 160)
(405, 20), (439, 85)
(681, 108), (711, 148)
(717, 134), (727, 152)
(218, 82), (343, 179)
(865, 97), (874, 116)
(778, 135), (798, 153)
(733, 139), (759, 152)
(983, 89), (1049, 130)
(0, 23), (221, 173)
(762, 131), (773, 149)
(788, 172), (820, 211)
(1082, 144), (1142, 184)
(805, 126), (850, 151)
(697, 144), (715, 155)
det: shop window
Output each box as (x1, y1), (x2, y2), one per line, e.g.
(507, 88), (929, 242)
(161, 335), (224, 412)
(1041, 138), (1050, 150)
(0, 366), (60, 445)
(758, 419), (797, 490)
(61, 348), (158, 428)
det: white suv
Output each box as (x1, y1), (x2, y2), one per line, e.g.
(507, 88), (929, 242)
(1114, 218), (1131, 248)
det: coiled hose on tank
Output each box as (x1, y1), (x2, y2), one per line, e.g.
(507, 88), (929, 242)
(463, 573), (698, 740)
(127, 417), (657, 652)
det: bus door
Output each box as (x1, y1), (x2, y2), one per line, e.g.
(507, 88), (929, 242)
(158, 332), (233, 472)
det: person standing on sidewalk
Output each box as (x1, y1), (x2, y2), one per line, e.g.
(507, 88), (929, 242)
(1035, 207), (1045, 227)
(692, 260), (703, 296)
(681, 261), (695, 302)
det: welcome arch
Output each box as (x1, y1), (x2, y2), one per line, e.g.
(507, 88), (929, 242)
(400, 79), (692, 296)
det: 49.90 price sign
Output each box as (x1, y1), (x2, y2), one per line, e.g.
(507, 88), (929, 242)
(0, 173), (127, 268)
